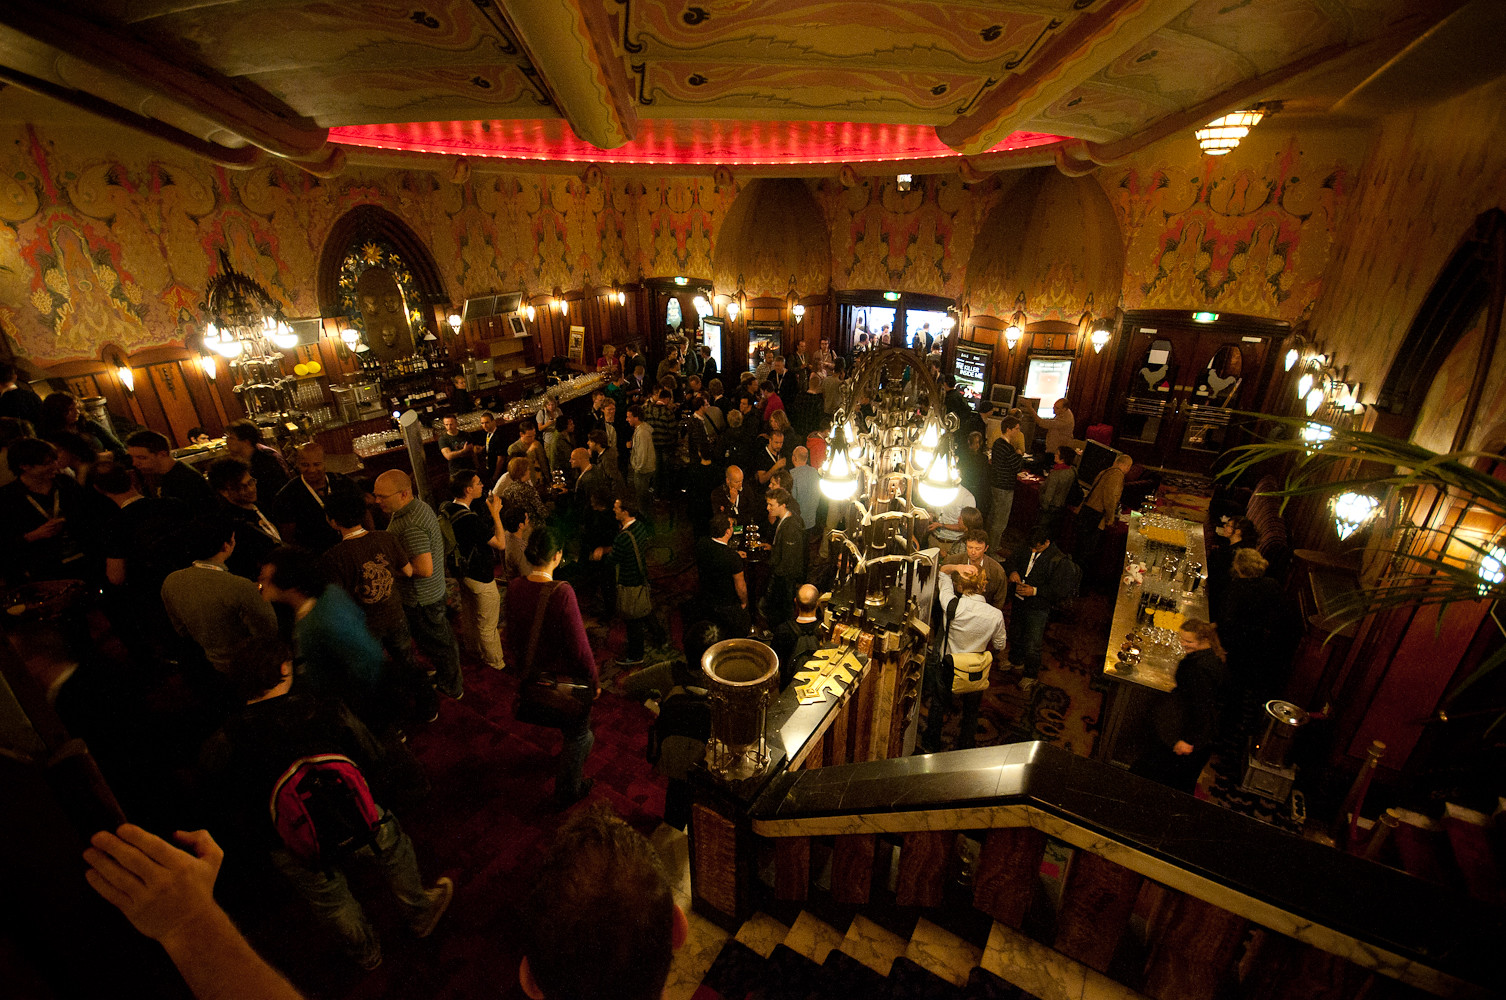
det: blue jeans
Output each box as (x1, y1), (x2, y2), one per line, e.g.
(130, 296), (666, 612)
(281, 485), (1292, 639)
(558, 713), (595, 800)
(1012, 603), (1050, 678)
(404, 599), (462, 699)
(269, 812), (434, 965)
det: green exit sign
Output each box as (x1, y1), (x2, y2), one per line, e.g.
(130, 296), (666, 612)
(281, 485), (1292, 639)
(883, 291), (901, 301)
(1192, 311), (1218, 323)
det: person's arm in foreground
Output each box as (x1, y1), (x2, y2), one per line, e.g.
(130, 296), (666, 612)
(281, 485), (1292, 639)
(84, 824), (304, 1000)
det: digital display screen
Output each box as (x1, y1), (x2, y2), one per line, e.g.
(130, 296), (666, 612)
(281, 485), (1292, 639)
(953, 342), (991, 402)
(1024, 357), (1072, 410)
(701, 318), (724, 373)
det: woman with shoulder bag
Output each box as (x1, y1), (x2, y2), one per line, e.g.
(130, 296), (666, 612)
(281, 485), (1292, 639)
(505, 528), (599, 807)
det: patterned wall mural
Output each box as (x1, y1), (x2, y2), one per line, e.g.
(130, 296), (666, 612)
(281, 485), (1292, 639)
(812, 172), (1003, 299)
(1308, 75), (1506, 395)
(1099, 128), (1366, 324)
(0, 124), (741, 365)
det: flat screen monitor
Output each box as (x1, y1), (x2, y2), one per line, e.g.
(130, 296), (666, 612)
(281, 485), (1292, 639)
(1024, 356), (1073, 410)
(700, 318), (724, 373)
(1077, 439), (1119, 489)
(952, 341), (991, 404)
(989, 384), (1016, 408)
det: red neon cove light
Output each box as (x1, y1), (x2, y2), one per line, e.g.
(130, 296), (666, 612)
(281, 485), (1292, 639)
(330, 119), (1064, 166)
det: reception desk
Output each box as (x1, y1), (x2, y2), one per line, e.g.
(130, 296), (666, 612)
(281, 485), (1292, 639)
(1095, 510), (1210, 768)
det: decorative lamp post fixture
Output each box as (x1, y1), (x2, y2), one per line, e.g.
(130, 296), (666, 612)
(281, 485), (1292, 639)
(815, 344), (960, 754)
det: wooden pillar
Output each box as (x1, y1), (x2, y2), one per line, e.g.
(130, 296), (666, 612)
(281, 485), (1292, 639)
(1053, 850), (1143, 972)
(895, 830), (950, 907)
(774, 837), (810, 901)
(1238, 931), (1373, 1000)
(831, 834), (876, 904)
(972, 827), (1047, 928)
(1142, 891), (1247, 1000)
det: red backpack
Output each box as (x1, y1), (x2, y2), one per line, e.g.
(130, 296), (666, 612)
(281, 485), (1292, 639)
(269, 754), (383, 867)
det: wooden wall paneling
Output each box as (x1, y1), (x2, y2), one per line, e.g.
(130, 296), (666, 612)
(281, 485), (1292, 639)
(181, 365), (225, 438)
(964, 314), (1010, 388)
(146, 361), (203, 446)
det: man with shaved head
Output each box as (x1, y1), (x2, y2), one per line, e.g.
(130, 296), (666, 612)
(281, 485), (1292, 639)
(770, 584), (823, 689)
(375, 469), (462, 706)
(272, 441), (363, 553)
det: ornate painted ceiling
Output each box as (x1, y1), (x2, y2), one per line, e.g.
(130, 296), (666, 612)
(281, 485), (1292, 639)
(0, 0), (1473, 172)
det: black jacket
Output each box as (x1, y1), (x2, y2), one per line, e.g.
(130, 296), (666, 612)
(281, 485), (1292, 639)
(1152, 648), (1228, 750)
(1010, 542), (1076, 609)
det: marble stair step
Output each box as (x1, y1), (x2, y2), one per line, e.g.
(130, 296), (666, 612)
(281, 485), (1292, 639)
(980, 921), (1150, 1000)
(782, 910), (848, 966)
(886, 955), (966, 1000)
(734, 912), (793, 960)
(904, 917), (984, 988)
(839, 913), (911, 977)
(748, 944), (824, 1000)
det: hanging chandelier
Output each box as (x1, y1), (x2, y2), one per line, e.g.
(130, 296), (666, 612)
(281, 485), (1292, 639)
(819, 345), (961, 612)
(201, 249), (295, 360)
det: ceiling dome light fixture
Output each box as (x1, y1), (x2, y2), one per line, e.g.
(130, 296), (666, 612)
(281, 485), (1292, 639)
(1195, 108), (1266, 156)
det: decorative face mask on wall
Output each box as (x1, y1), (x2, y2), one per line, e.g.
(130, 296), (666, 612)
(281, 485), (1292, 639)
(356, 267), (413, 360)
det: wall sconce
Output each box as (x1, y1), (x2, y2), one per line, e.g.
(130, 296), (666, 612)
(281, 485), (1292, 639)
(1296, 371), (1315, 399)
(1299, 421), (1332, 452)
(115, 355), (134, 393)
(525, 304), (536, 322)
(199, 354), (217, 381)
(1090, 327), (1111, 354)
(616, 290), (626, 306)
(1479, 542), (1506, 595)
(727, 301), (740, 322)
(693, 295), (712, 318)
(1004, 325), (1022, 351)
(340, 327), (361, 347)
(1331, 491), (1379, 541)
(447, 312), (463, 332)
(792, 304), (806, 322)
(1304, 386), (1326, 416)
(560, 299), (569, 316)
(1006, 292), (1027, 351)
(1284, 347), (1301, 371)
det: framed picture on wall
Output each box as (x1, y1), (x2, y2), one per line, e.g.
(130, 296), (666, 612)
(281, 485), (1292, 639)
(567, 325), (585, 364)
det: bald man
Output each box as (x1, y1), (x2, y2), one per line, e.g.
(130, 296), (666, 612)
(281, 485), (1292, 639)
(770, 584), (823, 689)
(272, 442), (364, 552)
(572, 445), (608, 502)
(375, 469), (463, 703)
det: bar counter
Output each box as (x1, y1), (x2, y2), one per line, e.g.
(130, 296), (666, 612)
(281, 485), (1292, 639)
(1095, 510), (1210, 767)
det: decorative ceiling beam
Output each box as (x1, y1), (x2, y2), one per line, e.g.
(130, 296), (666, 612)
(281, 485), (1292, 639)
(936, 0), (1197, 156)
(0, 0), (329, 159)
(494, 0), (638, 150)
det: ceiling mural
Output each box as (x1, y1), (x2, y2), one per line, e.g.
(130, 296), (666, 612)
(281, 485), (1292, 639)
(0, 0), (1460, 170)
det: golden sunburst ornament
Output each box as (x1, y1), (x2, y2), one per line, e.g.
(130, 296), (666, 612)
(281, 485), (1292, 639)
(361, 242), (383, 265)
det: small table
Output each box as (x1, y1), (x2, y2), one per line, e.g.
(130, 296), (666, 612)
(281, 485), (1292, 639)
(1094, 511), (1209, 768)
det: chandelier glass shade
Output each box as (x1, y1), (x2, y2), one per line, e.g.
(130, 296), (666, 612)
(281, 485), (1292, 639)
(1331, 491), (1380, 541)
(1195, 109), (1265, 155)
(201, 249), (293, 363)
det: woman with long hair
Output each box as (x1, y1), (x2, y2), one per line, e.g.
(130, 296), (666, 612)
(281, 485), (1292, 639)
(38, 391), (126, 462)
(1132, 619), (1229, 793)
(505, 527), (598, 806)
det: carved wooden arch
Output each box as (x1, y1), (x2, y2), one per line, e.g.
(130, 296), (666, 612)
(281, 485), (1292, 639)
(1376, 209), (1506, 452)
(315, 205), (449, 316)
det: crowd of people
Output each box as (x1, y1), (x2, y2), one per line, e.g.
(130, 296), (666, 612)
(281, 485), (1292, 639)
(0, 341), (1292, 998)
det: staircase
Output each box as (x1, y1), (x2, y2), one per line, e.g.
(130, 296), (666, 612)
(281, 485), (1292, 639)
(654, 822), (1079, 1000)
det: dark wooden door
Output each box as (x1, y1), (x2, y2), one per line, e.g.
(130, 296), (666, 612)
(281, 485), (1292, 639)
(1114, 316), (1275, 472)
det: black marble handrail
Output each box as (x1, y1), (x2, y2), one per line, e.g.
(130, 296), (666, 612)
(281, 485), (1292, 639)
(746, 741), (1501, 990)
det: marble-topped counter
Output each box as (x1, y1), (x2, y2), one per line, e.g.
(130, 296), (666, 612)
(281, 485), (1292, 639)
(1101, 511), (1210, 693)
(747, 742), (1500, 994)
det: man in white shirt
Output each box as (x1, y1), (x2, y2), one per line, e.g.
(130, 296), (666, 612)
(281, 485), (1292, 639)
(1040, 397), (1076, 457)
(626, 404), (656, 503)
(920, 564), (1007, 753)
